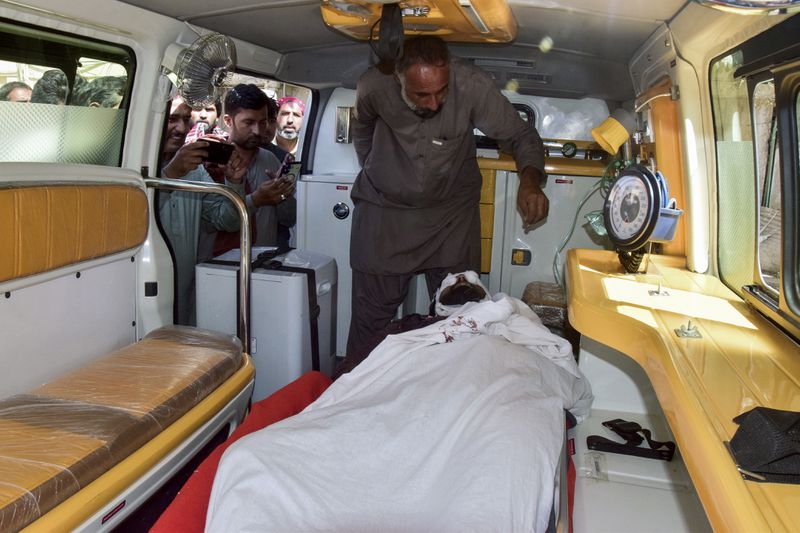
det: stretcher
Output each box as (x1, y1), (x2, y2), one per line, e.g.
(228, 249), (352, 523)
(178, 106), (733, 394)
(159, 295), (592, 532)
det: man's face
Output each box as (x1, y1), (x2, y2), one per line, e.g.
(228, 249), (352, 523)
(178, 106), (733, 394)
(164, 97), (192, 155)
(399, 63), (449, 119)
(276, 102), (304, 140)
(7, 87), (31, 102)
(191, 104), (218, 128)
(225, 106), (268, 150)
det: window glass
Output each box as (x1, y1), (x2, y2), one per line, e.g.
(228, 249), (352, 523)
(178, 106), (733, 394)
(794, 89), (800, 308)
(155, 72), (312, 326)
(0, 20), (132, 165)
(220, 73), (312, 160)
(752, 80), (781, 292)
(711, 51), (757, 296)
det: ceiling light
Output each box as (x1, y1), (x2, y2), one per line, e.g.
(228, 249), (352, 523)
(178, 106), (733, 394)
(324, 0), (372, 17)
(458, 0), (490, 33)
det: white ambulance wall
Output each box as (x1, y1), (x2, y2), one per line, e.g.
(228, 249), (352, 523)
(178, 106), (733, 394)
(0, 259), (137, 397)
(494, 95), (613, 296)
(300, 87), (359, 356)
(5, 1), (287, 339)
(497, 169), (610, 297)
(296, 175), (356, 357)
(0, 1), (168, 395)
(311, 87), (360, 175)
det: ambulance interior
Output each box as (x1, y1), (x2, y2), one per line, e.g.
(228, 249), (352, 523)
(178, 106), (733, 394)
(0, 0), (799, 531)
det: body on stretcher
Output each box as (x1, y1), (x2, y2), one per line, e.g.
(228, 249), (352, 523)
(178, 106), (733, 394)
(204, 294), (593, 532)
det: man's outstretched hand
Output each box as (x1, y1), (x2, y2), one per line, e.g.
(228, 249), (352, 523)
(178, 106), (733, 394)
(517, 166), (549, 232)
(251, 173), (296, 207)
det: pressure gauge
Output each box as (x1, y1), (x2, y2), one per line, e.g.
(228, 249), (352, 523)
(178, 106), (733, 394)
(561, 142), (578, 158)
(603, 165), (661, 252)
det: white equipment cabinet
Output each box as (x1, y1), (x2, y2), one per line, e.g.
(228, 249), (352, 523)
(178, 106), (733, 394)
(196, 249), (337, 402)
(296, 173), (356, 357)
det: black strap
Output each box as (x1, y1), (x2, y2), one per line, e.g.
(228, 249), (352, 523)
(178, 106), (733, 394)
(586, 418), (675, 461)
(374, 3), (403, 74)
(207, 247), (321, 372)
(728, 406), (800, 484)
(256, 257), (321, 373)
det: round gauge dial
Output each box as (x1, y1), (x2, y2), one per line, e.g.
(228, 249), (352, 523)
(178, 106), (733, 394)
(609, 174), (649, 239)
(561, 142), (578, 158)
(603, 166), (661, 252)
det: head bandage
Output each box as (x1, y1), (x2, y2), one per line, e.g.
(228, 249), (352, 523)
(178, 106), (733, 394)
(434, 271), (490, 316)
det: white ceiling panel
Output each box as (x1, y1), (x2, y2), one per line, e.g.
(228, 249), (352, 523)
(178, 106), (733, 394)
(120, 0), (689, 57)
(189, 4), (346, 53)
(511, 9), (663, 62)
(117, 0), (692, 99)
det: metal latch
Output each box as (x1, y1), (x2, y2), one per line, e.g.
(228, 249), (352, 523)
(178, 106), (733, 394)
(648, 281), (669, 297)
(675, 320), (702, 339)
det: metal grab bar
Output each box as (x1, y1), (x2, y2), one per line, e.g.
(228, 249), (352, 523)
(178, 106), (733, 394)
(145, 177), (251, 353)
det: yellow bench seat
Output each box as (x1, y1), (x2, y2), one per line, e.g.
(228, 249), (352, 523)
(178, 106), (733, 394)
(0, 326), (243, 532)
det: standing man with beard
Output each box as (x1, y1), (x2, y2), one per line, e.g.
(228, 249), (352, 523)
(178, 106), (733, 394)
(210, 84), (296, 251)
(274, 96), (304, 156)
(347, 36), (548, 356)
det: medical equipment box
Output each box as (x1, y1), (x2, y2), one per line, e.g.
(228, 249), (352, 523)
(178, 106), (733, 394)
(196, 248), (337, 402)
(296, 173), (356, 357)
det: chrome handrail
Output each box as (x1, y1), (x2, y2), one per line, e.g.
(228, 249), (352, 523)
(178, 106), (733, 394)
(145, 177), (251, 353)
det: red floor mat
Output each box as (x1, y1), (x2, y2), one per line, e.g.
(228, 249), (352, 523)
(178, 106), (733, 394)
(150, 371), (332, 533)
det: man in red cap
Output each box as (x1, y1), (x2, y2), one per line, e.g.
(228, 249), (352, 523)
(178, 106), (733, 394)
(274, 96), (305, 155)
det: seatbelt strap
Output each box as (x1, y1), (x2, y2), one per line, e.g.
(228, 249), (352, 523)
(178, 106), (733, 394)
(586, 418), (675, 461)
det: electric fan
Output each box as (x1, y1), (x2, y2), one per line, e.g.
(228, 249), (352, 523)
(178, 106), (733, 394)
(171, 33), (237, 109)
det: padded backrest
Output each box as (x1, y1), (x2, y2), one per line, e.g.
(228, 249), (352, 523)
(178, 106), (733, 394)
(0, 183), (148, 283)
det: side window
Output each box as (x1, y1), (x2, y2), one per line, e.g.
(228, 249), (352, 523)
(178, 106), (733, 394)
(155, 73), (313, 327)
(213, 73), (312, 161)
(789, 84), (800, 314)
(0, 20), (133, 165)
(710, 51), (756, 295)
(752, 79), (781, 293)
(710, 20), (800, 330)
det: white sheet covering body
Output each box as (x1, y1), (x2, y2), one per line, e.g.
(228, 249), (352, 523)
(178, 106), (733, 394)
(207, 295), (592, 532)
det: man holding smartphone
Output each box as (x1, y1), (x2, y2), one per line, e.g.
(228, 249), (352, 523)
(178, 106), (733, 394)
(158, 94), (248, 326)
(207, 84), (295, 254)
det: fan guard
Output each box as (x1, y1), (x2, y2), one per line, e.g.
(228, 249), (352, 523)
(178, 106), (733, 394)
(175, 33), (237, 109)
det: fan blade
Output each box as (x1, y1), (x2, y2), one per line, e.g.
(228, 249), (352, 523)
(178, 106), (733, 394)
(175, 33), (237, 108)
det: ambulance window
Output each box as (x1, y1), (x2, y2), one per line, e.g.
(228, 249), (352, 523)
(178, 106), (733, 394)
(711, 50), (757, 296)
(0, 19), (133, 166)
(792, 89), (800, 313)
(711, 17), (800, 332)
(217, 72), (312, 161)
(752, 79), (780, 293)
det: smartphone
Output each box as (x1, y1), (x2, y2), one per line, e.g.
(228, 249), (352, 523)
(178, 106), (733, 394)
(282, 162), (301, 183)
(278, 153), (295, 177)
(202, 141), (234, 165)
